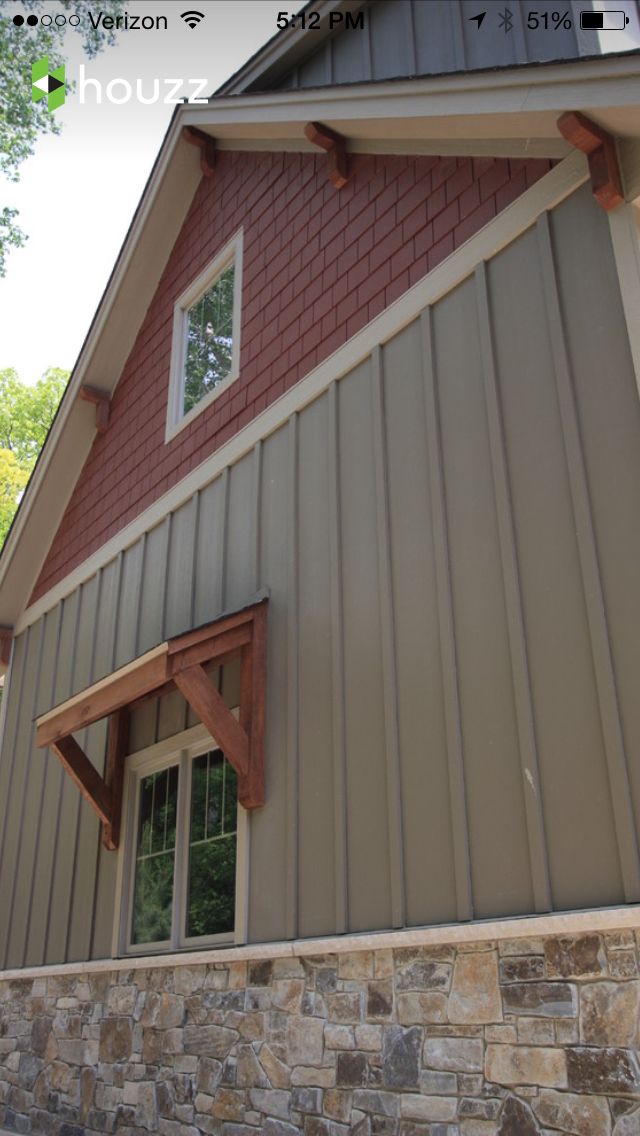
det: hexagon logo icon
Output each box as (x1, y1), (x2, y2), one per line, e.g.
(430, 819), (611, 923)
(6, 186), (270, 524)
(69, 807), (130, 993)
(32, 57), (65, 111)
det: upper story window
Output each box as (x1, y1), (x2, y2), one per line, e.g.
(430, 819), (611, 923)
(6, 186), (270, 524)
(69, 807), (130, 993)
(166, 230), (243, 441)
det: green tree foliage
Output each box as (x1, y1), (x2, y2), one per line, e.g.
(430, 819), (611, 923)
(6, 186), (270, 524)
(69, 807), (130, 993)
(0, 366), (67, 546)
(0, 448), (28, 542)
(0, 0), (124, 274)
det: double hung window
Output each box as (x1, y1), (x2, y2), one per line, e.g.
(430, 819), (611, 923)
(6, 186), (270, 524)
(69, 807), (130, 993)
(121, 738), (241, 953)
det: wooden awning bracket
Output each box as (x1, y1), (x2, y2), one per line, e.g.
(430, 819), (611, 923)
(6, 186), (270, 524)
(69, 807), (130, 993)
(305, 121), (349, 189)
(184, 126), (216, 177)
(557, 111), (624, 212)
(79, 385), (110, 434)
(36, 597), (268, 848)
(0, 626), (13, 669)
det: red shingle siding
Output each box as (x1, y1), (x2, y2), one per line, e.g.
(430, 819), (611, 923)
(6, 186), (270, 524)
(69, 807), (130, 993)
(32, 151), (553, 602)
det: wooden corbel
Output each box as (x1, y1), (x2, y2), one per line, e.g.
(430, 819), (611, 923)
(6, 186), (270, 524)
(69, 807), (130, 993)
(557, 111), (624, 211)
(305, 121), (349, 189)
(184, 126), (216, 177)
(0, 627), (13, 669)
(79, 385), (110, 434)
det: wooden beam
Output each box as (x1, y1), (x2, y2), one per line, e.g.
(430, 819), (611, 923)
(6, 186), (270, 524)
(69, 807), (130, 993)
(102, 709), (130, 851)
(50, 735), (112, 827)
(184, 126), (216, 177)
(168, 624), (252, 676)
(557, 111), (624, 211)
(0, 626), (13, 668)
(37, 650), (169, 748)
(79, 385), (110, 433)
(305, 121), (349, 189)
(174, 664), (250, 779)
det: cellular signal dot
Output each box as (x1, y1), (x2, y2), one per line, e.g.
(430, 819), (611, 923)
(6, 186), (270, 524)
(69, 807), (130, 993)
(27, 14), (38, 23)
(13, 13), (24, 24)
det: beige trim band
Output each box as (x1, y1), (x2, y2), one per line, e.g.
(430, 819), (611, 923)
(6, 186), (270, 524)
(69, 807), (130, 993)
(14, 152), (589, 637)
(0, 904), (638, 983)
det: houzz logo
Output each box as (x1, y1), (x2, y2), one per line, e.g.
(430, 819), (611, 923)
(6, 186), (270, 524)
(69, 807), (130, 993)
(32, 57), (65, 111)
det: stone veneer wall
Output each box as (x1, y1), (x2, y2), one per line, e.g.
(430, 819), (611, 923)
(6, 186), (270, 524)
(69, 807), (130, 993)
(0, 930), (639, 1136)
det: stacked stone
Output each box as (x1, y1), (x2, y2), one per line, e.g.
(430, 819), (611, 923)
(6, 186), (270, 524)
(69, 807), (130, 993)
(0, 930), (639, 1135)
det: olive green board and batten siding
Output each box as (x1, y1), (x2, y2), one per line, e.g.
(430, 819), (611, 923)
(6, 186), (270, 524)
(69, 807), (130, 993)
(274, 0), (589, 92)
(1, 184), (640, 967)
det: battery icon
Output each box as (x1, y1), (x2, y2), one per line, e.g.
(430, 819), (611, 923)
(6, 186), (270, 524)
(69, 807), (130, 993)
(580, 10), (630, 28)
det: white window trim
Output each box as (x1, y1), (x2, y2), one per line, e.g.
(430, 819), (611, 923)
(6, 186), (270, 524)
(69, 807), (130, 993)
(165, 229), (244, 443)
(112, 722), (250, 958)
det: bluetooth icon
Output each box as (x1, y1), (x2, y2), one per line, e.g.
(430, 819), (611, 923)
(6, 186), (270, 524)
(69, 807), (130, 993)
(498, 6), (514, 32)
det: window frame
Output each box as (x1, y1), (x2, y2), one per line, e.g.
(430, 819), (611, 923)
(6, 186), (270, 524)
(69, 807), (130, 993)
(113, 723), (249, 957)
(165, 230), (243, 443)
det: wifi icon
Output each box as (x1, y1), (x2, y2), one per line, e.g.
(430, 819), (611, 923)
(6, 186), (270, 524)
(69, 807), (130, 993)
(181, 10), (205, 29)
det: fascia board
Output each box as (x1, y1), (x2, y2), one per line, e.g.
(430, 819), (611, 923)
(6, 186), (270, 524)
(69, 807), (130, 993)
(185, 56), (640, 137)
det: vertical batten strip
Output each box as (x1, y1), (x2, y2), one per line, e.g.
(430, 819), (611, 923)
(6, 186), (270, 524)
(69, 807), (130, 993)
(218, 468), (230, 613)
(537, 211), (640, 902)
(406, 1), (418, 76)
(22, 606), (62, 964)
(328, 383), (348, 933)
(450, 1), (466, 71)
(475, 262), (552, 913)
(363, 10), (373, 82)
(420, 308), (473, 922)
(134, 534), (147, 657)
(43, 594), (83, 962)
(286, 414), (300, 940)
(371, 347), (406, 930)
(607, 203), (640, 406)
(0, 625), (41, 967)
(252, 442), (263, 593)
(65, 575), (103, 962)
(159, 514), (173, 644)
(0, 633), (28, 879)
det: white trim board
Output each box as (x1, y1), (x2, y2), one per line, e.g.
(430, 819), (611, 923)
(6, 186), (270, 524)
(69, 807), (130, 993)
(0, 903), (638, 983)
(15, 152), (589, 636)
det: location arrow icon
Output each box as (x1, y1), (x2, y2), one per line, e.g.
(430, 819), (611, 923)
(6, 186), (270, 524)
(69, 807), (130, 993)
(469, 11), (486, 27)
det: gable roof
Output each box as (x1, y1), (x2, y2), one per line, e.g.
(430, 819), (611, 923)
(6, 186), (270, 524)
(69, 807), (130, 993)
(1, 53), (639, 636)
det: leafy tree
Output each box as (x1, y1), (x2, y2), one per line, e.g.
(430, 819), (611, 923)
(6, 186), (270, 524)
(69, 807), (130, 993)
(0, 366), (68, 546)
(0, 0), (124, 275)
(0, 448), (28, 542)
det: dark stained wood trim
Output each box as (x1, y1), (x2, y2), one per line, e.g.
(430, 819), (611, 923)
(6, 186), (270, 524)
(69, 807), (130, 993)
(305, 121), (349, 188)
(174, 664), (250, 779)
(79, 385), (110, 433)
(557, 111), (624, 211)
(50, 735), (112, 828)
(37, 650), (169, 747)
(0, 626), (13, 669)
(102, 709), (130, 851)
(168, 624), (252, 676)
(184, 126), (216, 177)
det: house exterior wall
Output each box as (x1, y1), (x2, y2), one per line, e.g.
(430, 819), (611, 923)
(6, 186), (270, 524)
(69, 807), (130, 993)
(273, 0), (590, 93)
(2, 181), (640, 972)
(1, 924), (640, 1135)
(30, 151), (553, 603)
